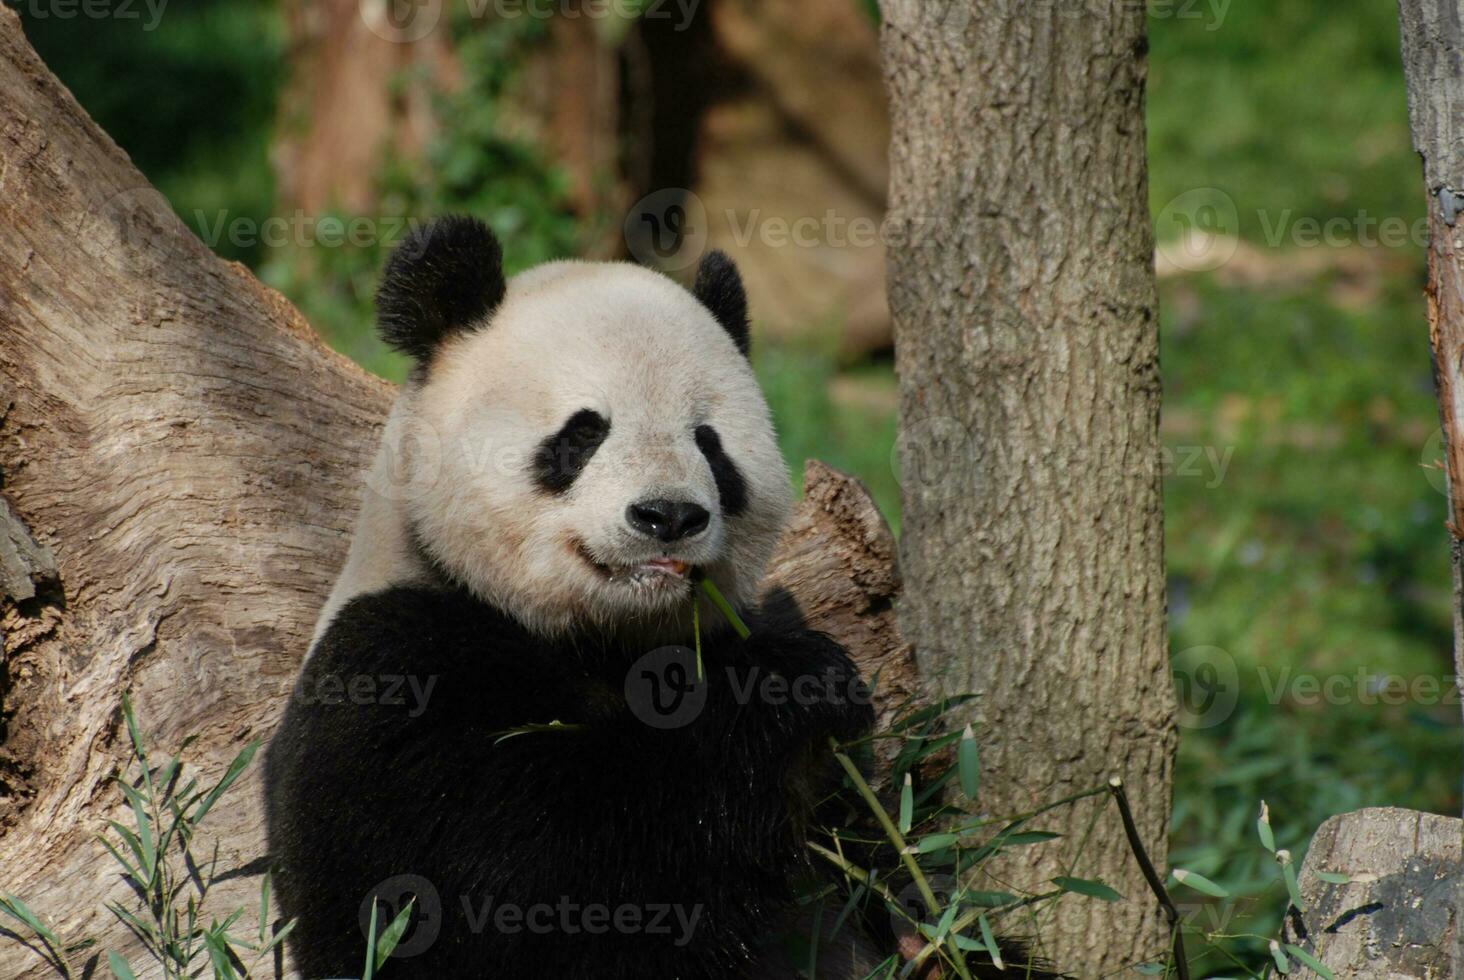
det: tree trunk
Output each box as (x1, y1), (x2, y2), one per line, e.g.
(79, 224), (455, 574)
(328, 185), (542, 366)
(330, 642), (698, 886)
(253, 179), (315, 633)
(1397, 0), (1464, 741)
(878, 1), (1175, 972)
(274, 0), (458, 216)
(0, 11), (914, 976)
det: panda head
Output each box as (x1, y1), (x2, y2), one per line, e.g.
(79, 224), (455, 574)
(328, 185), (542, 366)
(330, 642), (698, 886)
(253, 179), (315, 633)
(376, 216), (790, 641)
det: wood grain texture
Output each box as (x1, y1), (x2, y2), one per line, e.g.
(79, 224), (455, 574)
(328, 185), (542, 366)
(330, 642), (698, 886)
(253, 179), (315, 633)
(1398, 0), (1464, 736)
(1286, 807), (1462, 978)
(877, 0), (1175, 971)
(0, 12), (911, 975)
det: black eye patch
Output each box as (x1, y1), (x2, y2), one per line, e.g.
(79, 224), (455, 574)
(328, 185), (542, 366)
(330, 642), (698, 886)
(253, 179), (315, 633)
(533, 409), (611, 494)
(694, 425), (748, 517)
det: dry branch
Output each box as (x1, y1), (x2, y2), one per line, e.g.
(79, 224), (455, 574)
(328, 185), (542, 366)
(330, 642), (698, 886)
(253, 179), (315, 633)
(1398, 0), (1464, 733)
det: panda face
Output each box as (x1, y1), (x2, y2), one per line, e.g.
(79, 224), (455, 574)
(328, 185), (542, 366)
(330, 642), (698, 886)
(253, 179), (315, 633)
(396, 255), (790, 641)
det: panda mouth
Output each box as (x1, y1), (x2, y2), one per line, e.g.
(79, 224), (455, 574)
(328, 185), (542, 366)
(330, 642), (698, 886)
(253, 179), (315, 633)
(575, 543), (693, 586)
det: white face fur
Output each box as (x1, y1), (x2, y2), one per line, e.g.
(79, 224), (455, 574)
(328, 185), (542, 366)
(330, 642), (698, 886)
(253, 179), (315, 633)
(395, 260), (790, 641)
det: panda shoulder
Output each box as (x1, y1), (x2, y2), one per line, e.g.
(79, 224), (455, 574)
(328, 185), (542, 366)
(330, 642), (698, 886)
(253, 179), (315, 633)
(308, 586), (517, 675)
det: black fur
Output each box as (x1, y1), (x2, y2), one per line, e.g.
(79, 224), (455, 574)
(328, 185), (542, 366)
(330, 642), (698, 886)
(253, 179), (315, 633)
(532, 408), (612, 495)
(265, 585), (874, 980)
(693, 251), (751, 356)
(694, 424), (748, 518)
(376, 215), (506, 364)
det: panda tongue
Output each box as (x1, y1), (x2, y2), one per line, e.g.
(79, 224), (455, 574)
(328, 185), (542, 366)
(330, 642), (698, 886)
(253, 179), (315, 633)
(642, 558), (689, 578)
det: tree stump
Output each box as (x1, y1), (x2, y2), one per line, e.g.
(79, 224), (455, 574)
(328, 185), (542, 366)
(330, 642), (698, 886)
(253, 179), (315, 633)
(1286, 807), (1462, 978)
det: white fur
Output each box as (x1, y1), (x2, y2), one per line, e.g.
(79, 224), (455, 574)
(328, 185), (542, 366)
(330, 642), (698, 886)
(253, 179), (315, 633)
(314, 260), (790, 648)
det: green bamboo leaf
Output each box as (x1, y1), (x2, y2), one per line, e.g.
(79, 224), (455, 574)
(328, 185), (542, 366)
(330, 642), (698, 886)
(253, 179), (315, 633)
(1051, 876), (1122, 902)
(98, 825), (144, 881)
(958, 724), (979, 800)
(915, 833), (960, 854)
(363, 899), (381, 980)
(977, 915), (1005, 970)
(1284, 944), (1333, 979)
(156, 755), (181, 795)
(692, 595), (704, 681)
(1171, 868), (1229, 898)
(1270, 940), (1291, 974)
(931, 900), (958, 942)
(1257, 800), (1276, 853)
(1314, 872), (1351, 885)
(114, 781), (156, 883)
(959, 890), (1017, 908)
(106, 901), (161, 951)
(897, 774), (913, 834)
(0, 893), (61, 946)
(201, 929), (239, 979)
(106, 950), (139, 980)
(259, 870), (272, 946)
(121, 694), (148, 767)
(698, 577), (750, 639)
(192, 739), (260, 824)
(1282, 859), (1305, 912)
(375, 898), (417, 967)
(259, 918), (297, 954)
(994, 831), (1061, 847)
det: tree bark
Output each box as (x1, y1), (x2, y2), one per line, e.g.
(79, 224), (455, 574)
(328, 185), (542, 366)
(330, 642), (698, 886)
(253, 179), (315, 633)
(1397, 0), (1464, 742)
(0, 11), (914, 976)
(878, 1), (1175, 972)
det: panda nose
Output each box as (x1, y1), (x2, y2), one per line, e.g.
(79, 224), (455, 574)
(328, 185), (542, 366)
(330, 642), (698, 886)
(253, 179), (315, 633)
(627, 499), (711, 543)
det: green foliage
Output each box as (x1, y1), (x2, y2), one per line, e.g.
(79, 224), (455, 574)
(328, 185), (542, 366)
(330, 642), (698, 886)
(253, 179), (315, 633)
(0, 698), (414, 980)
(262, 11), (581, 382)
(1163, 270), (1461, 912)
(13, 0), (284, 267)
(0, 697), (289, 978)
(1148, 0), (1420, 241)
(754, 340), (901, 521)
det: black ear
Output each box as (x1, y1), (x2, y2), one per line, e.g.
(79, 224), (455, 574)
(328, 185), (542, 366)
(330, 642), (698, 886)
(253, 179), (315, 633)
(376, 215), (506, 363)
(693, 250), (750, 356)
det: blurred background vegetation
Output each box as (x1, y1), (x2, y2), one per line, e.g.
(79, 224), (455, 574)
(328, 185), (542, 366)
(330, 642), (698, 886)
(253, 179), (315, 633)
(14, 0), (1459, 969)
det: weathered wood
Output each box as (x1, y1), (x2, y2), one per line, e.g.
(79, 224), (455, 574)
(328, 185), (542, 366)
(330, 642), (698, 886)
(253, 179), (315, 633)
(878, 0), (1175, 971)
(0, 10), (910, 976)
(1398, 0), (1464, 735)
(1285, 807), (1462, 978)
(763, 460), (920, 784)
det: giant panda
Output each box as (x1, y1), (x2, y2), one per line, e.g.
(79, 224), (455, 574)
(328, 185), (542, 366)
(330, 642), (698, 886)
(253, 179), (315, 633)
(264, 216), (1064, 980)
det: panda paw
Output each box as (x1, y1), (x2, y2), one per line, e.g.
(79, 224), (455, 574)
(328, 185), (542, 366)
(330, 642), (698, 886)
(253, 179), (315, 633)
(741, 627), (875, 744)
